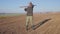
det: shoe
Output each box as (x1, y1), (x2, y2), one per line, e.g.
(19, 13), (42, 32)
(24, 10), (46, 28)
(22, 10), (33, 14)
(32, 25), (35, 30)
(26, 25), (28, 31)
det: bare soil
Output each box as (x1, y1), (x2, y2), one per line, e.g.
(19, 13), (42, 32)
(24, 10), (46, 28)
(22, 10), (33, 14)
(0, 12), (60, 34)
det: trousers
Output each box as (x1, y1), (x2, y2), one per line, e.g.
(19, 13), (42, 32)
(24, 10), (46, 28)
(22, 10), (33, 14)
(26, 16), (33, 26)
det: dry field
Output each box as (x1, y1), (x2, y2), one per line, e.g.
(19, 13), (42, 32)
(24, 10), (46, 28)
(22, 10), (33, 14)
(0, 12), (60, 34)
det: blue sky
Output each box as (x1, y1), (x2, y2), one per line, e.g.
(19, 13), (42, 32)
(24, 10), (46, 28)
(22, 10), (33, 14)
(0, 0), (60, 13)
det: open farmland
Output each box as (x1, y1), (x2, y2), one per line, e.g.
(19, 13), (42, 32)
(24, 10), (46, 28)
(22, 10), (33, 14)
(0, 12), (60, 34)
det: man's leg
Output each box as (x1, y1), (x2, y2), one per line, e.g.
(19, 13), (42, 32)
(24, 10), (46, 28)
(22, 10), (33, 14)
(26, 16), (29, 30)
(29, 16), (34, 30)
(29, 16), (33, 26)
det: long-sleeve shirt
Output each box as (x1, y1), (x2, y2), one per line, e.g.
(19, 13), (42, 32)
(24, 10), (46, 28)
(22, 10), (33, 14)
(25, 5), (34, 16)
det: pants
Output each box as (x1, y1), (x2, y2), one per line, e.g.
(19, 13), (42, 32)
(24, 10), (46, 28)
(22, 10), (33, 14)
(26, 16), (33, 26)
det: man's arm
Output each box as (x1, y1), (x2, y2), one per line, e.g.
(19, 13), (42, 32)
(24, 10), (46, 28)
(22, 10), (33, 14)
(20, 6), (28, 8)
(32, 5), (36, 8)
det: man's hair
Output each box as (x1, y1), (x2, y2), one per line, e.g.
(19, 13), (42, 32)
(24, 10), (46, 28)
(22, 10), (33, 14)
(28, 2), (33, 7)
(29, 2), (33, 5)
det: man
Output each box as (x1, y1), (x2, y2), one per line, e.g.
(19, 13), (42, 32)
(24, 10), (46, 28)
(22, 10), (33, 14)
(24, 2), (35, 30)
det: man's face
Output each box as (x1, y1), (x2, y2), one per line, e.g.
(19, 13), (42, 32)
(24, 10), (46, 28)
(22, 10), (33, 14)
(28, 2), (33, 7)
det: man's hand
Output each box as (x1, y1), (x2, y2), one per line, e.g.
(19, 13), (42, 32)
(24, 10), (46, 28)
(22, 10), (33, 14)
(24, 8), (27, 11)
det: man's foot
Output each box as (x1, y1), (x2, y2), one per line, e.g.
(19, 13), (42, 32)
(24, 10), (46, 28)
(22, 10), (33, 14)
(32, 25), (35, 30)
(26, 25), (28, 31)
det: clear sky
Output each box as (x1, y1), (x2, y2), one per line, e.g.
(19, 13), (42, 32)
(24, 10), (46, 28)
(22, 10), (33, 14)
(0, 0), (60, 13)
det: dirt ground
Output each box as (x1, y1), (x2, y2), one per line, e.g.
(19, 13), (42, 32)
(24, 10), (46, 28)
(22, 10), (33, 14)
(0, 12), (60, 34)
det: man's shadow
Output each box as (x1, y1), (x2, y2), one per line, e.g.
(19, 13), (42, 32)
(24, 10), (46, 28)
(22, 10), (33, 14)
(28, 18), (51, 30)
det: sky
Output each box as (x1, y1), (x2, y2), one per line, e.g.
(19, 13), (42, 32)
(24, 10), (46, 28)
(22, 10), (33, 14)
(0, 0), (60, 13)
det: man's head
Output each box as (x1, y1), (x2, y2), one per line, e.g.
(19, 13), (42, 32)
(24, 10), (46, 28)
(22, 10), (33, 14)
(28, 2), (33, 7)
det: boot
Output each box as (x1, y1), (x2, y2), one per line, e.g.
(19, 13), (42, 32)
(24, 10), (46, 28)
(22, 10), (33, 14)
(32, 25), (35, 30)
(26, 25), (28, 31)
